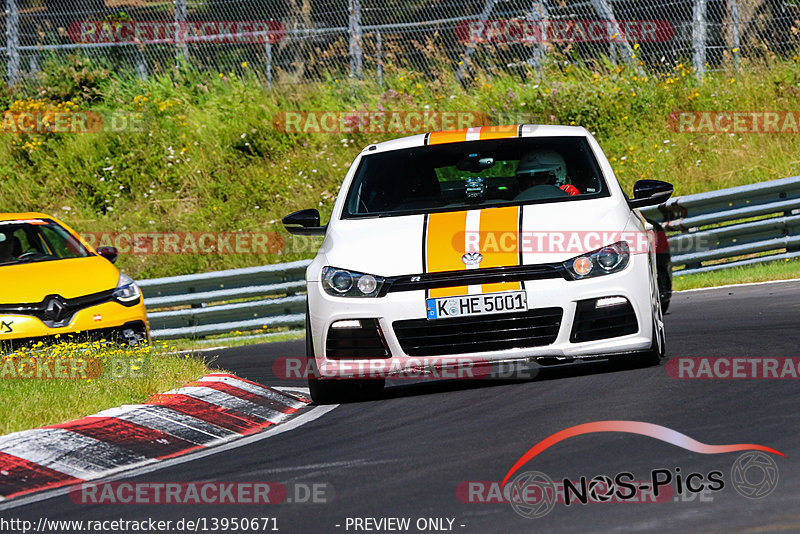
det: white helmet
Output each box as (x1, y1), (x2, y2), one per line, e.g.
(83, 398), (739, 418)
(516, 150), (568, 186)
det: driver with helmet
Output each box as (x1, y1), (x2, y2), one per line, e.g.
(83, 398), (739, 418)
(514, 150), (580, 200)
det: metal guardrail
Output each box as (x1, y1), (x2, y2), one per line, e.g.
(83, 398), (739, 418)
(640, 176), (800, 275)
(139, 260), (310, 340)
(138, 177), (800, 340)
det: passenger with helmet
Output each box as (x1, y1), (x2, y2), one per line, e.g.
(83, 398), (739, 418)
(514, 150), (580, 200)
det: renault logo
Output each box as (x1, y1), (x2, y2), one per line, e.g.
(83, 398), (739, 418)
(462, 252), (483, 265)
(44, 297), (66, 322)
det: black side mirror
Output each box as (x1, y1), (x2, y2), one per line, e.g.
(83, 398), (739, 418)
(282, 209), (327, 236)
(628, 180), (673, 209)
(97, 246), (118, 263)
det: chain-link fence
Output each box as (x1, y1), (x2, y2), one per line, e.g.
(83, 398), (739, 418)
(2, 0), (799, 86)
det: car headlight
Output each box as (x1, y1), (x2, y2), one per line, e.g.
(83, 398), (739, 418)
(113, 273), (141, 303)
(322, 267), (385, 297)
(563, 241), (630, 280)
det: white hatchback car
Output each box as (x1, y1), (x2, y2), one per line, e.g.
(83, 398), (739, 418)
(284, 125), (672, 403)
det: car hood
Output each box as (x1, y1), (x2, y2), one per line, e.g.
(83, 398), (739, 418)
(0, 256), (120, 304)
(317, 199), (633, 278)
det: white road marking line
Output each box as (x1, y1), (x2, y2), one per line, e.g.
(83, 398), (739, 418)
(676, 277), (800, 293)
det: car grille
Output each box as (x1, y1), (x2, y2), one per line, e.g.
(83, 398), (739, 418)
(393, 308), (563, 356)
(570, 299), (639, 343)
(0, 291), (115, 328)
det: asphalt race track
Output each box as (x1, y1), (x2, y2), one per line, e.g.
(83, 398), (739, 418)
(6, 280), (800, 533)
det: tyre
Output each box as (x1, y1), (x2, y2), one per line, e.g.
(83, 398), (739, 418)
(651, 220), (672, 313)
(657, 258), (672, 313)
(305, 308), (384, 404)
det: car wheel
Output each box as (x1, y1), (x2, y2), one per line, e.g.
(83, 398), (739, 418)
(640, 323), (665, 366)
(305, 307), (384, 404)
(640, 291), (667, 366)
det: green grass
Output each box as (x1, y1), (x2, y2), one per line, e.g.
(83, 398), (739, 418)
(1, 55), (799, 280)
(0, 341), (213, 435)
(673, 256), (800, 291)
(169, 328), (305, 351)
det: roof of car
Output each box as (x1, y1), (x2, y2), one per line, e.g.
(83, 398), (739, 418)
(0, 212), (55, 222)
(360, 124), (589, 155)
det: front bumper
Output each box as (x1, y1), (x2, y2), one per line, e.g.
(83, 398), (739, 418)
(0, 298), (150, 349)
(308, 252), (656, 377)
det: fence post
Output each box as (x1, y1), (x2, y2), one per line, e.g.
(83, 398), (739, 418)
(590, 0), (642, 74)
(135, 47), (148, 79)
(692, 0), (707, 78)
(456, 0), (499, 83)
(348, 0), (363, 78)
(6, 0), (20, 85)
(265, 40), (273, 89)
(174, 0), (189, 64)
(376, 30), (383, 86)
(731, 0), (740, 68)
(526, 1), (549, 69)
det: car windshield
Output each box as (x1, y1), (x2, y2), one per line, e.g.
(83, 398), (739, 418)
(0, 218), (92, 267)
(343, 136), (608, 218)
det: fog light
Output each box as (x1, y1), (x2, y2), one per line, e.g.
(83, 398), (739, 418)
(331, 320), (362, 329)
(595, 296), (628, 308)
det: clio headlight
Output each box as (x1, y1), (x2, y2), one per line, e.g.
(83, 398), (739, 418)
(563, 241), (630, 280)
(113, 273), (142, 303)
(322, 267), (385, 297)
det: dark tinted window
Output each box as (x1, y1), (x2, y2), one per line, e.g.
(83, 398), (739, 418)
(0, 219), (91, 266)
(343, 137), (607, 218)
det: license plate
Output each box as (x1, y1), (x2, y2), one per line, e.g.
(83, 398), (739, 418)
(426, 291), (527, 319)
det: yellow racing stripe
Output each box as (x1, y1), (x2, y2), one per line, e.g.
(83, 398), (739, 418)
(478, 206), (521, 293)
(426, 211), (469, 298)
(478, 125), (519, 140)
(424, 206), (522, 298)
(427, 129), (469, 145)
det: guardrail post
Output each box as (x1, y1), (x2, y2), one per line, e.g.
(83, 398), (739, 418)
(6, 0), (20, 86)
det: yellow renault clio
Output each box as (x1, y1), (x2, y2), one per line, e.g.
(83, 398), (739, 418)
(0, 213), (149, 349)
